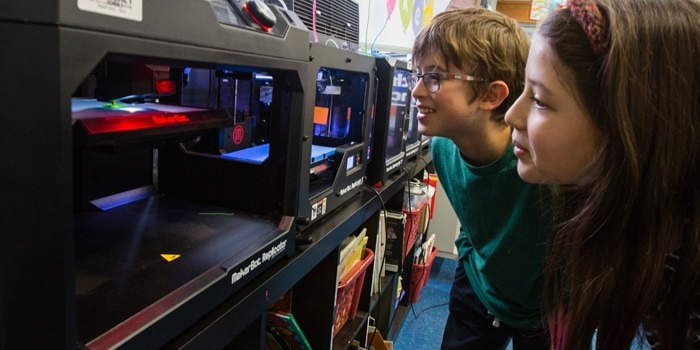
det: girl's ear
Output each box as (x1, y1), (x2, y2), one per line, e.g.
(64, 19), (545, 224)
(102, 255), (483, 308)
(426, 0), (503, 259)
(479, 80), (509, 111)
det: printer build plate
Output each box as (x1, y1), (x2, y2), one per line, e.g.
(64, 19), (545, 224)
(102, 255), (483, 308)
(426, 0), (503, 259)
(74, 195), (289, 347)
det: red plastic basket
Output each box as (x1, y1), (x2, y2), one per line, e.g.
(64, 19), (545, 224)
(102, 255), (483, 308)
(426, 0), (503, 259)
(333, 248), (374, 336)
(408, 246), (438, 303)
(402, 201), (425, 258)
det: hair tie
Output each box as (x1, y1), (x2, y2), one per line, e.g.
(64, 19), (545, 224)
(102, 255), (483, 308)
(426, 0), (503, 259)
(564, 0), (609, 60)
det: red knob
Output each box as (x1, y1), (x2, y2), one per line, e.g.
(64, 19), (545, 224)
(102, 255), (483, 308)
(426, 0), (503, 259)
(244, 0), (276, 30)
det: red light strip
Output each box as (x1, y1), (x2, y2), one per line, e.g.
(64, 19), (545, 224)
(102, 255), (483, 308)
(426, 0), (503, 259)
(80, 113), (193, 134)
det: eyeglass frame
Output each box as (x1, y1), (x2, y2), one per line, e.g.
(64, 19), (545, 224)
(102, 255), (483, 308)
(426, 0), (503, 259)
(407, 72), (490, 93)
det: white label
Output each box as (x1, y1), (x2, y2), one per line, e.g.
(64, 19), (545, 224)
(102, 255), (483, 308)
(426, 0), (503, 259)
(405, 147), (418, 158)
(78, 0), (143, 22)
(230, 239), (287, 285)
(338, 178), (364, 196)
(386, 159), (403, 173)
(311, 197), (327, 221)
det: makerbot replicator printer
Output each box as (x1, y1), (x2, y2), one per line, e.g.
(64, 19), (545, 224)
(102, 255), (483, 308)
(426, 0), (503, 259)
(366, 58), (412, 188)
(0, 0), (309, 348)
(296, 43), (375, 227)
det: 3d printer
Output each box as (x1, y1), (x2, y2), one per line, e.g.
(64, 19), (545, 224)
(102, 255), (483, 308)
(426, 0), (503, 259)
(405, 92), (424, 162)
(296, 43), (375, 227)
(0, 0), (309, 348)
(366, 58), (412, 188)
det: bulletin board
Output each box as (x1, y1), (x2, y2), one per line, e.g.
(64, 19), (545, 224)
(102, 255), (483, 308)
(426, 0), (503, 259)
(359, 0), (453, 55)
(528, 0), (564, 21)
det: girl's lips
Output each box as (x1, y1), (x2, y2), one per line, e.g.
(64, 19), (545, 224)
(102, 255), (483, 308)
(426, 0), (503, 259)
(512, 140), (529, 157)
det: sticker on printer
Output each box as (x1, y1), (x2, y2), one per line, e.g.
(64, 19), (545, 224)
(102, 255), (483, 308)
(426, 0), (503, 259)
(78, 0), (143, 22)
(310, 197), (327, 221)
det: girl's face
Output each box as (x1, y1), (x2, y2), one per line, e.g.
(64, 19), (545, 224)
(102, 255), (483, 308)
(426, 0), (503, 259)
(505, 34), (603, 185)
(411, 56), (481, 140)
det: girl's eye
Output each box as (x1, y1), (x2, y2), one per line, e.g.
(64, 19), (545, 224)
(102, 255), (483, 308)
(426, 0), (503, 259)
(530, 95), (548, 109)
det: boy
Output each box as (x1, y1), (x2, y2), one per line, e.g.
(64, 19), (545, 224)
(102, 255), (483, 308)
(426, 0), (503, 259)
(409, 7), (551, 349)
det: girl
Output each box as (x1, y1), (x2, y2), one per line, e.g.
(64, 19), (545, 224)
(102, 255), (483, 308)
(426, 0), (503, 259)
(505, 0), (700, 348)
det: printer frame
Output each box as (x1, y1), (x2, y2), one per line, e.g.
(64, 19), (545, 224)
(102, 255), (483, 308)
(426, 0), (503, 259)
(0, 0), (310, 348)
(296, 43), (376, 229)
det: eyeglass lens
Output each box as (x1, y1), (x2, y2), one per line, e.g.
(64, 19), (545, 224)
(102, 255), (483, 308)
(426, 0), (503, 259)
(424, 74), (439, 92)
(409, 73), (439, 92)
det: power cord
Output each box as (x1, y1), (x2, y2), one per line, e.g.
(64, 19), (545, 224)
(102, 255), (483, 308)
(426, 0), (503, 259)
(362, 155), (434, 347)
(410, 301), (449, 320)
(364, 182), (387, 348)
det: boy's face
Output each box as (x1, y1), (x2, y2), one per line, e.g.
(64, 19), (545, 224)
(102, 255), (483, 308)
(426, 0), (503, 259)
(505, 34), (603, 185)
(411, 56), (482, 140)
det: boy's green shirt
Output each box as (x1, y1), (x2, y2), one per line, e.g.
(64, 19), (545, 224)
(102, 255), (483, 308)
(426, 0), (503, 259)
(431, 136), (551, 330)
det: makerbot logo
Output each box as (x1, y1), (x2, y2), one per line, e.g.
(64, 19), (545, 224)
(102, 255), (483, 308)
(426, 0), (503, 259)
(152, 114), (190, 124)
(338, 178), (364, 196)
(386, 159), (404, 173)
(230, 240), (287, 285)
(232, 124), (245, 145)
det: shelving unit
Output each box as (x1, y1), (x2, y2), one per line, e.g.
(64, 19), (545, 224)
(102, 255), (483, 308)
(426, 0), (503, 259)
(168, 149), (432, 349)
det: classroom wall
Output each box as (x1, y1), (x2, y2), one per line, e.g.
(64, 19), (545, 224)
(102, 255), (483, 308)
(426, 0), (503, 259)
(358, 0), (453, 55)
(359, 0), (533, 55)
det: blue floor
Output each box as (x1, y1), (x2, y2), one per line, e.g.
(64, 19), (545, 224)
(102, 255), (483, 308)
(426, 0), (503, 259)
(392, 256), (454, 350)
(393, 257), (650, 350)
(392, 257), (514, 349)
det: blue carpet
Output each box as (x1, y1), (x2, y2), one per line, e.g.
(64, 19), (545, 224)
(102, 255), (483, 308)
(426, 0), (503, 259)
(393, 257), (472, 350)
(393, 257), (650, 350)
(393, 257), (511, 349)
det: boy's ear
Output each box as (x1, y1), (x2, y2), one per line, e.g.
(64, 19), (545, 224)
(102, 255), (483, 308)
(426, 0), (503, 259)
(479, 80), (509, 111)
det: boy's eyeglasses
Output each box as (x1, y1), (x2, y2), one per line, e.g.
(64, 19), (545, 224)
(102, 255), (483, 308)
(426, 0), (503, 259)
(407, 72), (489, 93)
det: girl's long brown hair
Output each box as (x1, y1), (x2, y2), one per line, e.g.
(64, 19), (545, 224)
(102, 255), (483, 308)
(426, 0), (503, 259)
(539, 0), (700, 348)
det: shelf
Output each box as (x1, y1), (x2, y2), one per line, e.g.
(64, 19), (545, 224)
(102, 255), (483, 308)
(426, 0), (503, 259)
(333, 310), (369, 349)
(370, 273), (397, 305)
(388, 305), (410, 340)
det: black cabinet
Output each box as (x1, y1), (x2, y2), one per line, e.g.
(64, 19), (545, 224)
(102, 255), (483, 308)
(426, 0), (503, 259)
(167, 149), (432, 349)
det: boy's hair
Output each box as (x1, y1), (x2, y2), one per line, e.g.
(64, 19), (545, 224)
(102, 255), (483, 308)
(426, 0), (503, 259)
(411, 7), (530, 118)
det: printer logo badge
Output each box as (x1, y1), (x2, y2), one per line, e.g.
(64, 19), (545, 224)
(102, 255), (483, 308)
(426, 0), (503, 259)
(232, 125), (245, 145)
(338, 178), (364, 196)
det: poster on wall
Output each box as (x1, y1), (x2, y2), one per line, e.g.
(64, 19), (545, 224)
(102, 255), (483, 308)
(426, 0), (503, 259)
(359, 0), (454, 55)
(529, 0), (565, 21)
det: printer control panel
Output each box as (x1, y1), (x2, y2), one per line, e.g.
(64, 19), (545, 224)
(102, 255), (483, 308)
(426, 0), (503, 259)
(209, 0), (301, 36)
